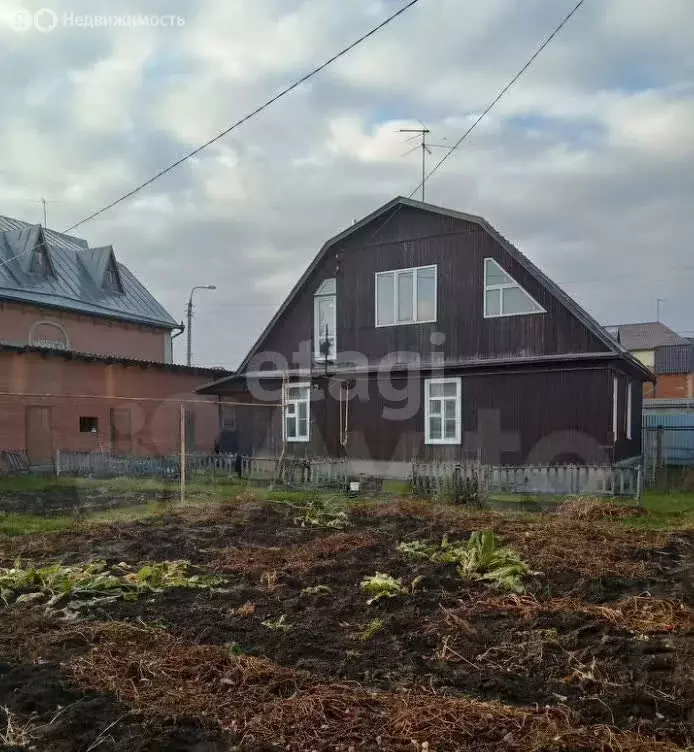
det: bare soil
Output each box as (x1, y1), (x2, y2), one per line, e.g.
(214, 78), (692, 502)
(0, 498), (692, 751)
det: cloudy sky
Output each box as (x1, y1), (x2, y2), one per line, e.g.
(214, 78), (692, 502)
(1, 0), (692, 368)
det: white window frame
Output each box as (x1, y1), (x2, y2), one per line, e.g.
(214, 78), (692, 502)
(424, 377), (461, 445)
(313, 286), (337, 362)
(283, 382), (311, 443)
(626, 380), (633, 440)
(375, 265), (437, 327)
(483, 257), (545, 319)
(612, 376), (619, 442)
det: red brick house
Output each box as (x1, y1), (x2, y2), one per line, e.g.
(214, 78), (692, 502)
(0, 216), (227, 463)
(606, 322), (693, 399)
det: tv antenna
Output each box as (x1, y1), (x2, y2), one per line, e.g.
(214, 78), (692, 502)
(399, 127), (448, 202)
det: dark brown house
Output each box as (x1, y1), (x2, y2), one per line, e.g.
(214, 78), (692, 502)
(199, 197), (652, 468)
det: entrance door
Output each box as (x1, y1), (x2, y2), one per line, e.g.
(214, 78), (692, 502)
(110, 408), (132, 455)
(25, 406), (53, 466)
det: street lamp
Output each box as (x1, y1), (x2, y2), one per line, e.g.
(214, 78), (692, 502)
(186, 285), (216, 365)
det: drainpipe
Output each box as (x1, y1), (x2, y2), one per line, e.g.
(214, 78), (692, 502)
(171, 322), (185, 340)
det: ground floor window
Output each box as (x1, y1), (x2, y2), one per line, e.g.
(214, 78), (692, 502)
(79, 417), (98, 433)
(284, 382), (311, 442)
(424, 377), (461, 444)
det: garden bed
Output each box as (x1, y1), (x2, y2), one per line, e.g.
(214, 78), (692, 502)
(0, 496), (691, 751)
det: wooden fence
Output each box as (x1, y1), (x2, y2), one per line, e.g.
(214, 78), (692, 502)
(34, 451), (643, 500)
(55, 451), (347, 488)
(411, 462), (641, 499)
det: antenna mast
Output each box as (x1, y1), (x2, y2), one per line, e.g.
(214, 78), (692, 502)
(399, 128), (431, 201)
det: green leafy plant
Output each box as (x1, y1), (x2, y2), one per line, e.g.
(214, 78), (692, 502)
(119, 560), (225, 590)
(398, 531), (533, 593)
(360, 572), (406, 604)
(262, 614), (292, 631)
(294, 496), (350, 530)
(300, 584), (333, 597)
(226, 641), (246, 656)
(358, 618), (385, 641)
(0, 559), (225, 608)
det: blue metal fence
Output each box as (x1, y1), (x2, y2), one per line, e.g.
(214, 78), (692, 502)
(642, 413), (694, 469)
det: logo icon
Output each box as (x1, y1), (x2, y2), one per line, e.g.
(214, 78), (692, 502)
(8, 8), (33, 32)
(33, 8), (58, 32)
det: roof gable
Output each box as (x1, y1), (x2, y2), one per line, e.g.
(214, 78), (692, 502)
(607, 322), (688, 350)
(235, 196), (637, 374)
(0, 216), (176, 328)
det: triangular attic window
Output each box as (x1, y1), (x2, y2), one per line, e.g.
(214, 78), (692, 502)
(103, 255), (123, 293)
(29, 237), (53, 277)
(483, 258), (545, 318)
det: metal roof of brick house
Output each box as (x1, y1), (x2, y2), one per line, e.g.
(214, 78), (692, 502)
(606, 322), (689, 351)
(0, 215), (177, 328)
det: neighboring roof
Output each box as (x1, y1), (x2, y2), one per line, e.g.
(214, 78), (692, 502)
(0, 215), (177, 328)
(605, 322), (689, 351)
(210, 196), (648, 391)
(0, 342), (230, 378)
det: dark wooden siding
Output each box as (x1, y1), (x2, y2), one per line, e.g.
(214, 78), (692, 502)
(250, 205), (609, 370)
(612, 367), (643, 461)
(226, 365), (621, 465)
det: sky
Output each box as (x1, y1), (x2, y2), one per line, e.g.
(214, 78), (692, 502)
(1, 0), (693, 368)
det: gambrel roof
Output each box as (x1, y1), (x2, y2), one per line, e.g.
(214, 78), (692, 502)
(229, 196), (651, 381)
(0, 215), (176, 328)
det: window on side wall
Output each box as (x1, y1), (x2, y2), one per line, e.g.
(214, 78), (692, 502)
(284, 382), (310, 442)
(375, 265), (436, 326)
(625, 380), (632, 440)
(314, 278), (336, 361)
(424, 377), (461, 444)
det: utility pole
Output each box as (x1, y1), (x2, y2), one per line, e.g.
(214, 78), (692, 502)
(656, 298), (664, 322)
(186, 285), (216, 365)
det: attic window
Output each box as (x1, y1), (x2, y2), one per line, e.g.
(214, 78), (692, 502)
(103, 257), (123, 293)
(314, 278), (336, 361)
(483, 258), (545, 318)
(29, 245), (52, 277)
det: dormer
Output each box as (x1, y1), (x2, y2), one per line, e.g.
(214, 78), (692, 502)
(3, 225), (55, 279)
(80, 245), (124, 294)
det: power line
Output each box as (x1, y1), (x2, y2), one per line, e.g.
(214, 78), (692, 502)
(62, 0), (425, 235)
(369, 0), (586, 241)
(412, 0), (586, 197)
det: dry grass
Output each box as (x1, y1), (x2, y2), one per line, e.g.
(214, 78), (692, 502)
(354, 497), (504, 527)
(356, 498), (671, 578)
(557, 498), (646, 521)
(0, 706), (35, 747)
(432, 593), (694, 634)
(211, 532), (379, 577)
(497, 520), (670, 578)
(66, 621), (677, 752)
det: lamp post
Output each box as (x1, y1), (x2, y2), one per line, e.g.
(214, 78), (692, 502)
(186, 285), (216, 365)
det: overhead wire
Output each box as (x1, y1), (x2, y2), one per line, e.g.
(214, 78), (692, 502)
(368, 0), (587, 241)
(62, 0), (425, 234)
